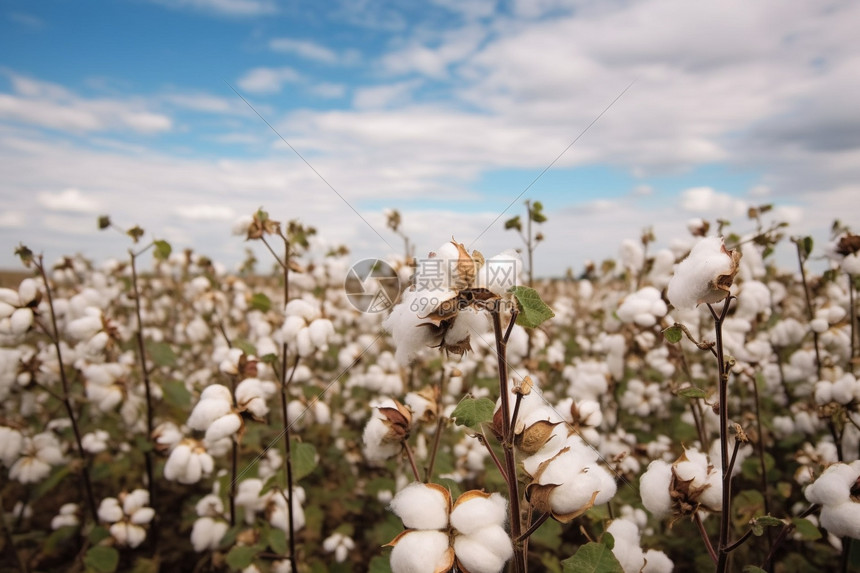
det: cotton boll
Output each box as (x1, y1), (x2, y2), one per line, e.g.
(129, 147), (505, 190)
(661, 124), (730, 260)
(205, 413), (242, 442)
(51, 503), (79, 530)
(607, 518), (645, 573)
(110, 522), (147, 548)
(805, 462), (860, 507)
(667, 237), (739, 310)
(9, 308), (33, 335)
(450, 492), (507, 534)
(98, 498), (124, 523)
(820, 501), (860, 538)
(187, 385), (233, 430)
(389, 530), (452, 573)
(453, 525), (513, 573)
(643, 549), (674, 572)
(308, 318), (334, 348)
(236, 378), (270, 418)
(639, 460), (673, 518)
(285, 299), (319, 321)
(389, 482), (450, 530)
(0, 426), (23, 466)
(191, 516), (229, 552)
(362, 416), (403, 462)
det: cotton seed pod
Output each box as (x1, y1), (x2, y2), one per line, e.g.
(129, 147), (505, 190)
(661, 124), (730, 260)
(377, 400), (413, 444)
(515, 420), (562, 455)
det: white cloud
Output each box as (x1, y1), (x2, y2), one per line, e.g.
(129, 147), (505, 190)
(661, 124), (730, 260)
(679, 187), (747, 217)
(148, 0), (276, 16)
(353, 80), (422, 109)
(309, 82), (346, 99)
(268, 38), (341, 64)
(36, 188), (102, 213)
(237, 67), (302, 94)
(176, 205), (236, 221)
(0, 73), (172, 134)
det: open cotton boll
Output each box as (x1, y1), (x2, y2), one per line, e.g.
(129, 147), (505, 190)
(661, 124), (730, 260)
(389, 482), (450, 530)
(607, 518), (645, 573)
(307, 318), (334, 348)
(98, 498), (124, 523)
(820, 500), (860, 539)
(110, 522), (146, 548)
(453, 525), (513, 573)
(235, 378), (272, 418)
(805, 461), (860, 507)
(667, 236), (740, 310)
(639, 460), (673, 518)
(389, 530), (452, 573)
(643, 549), (674, 573)
(450, 492), (507, 535)
(0, 426), (23, 466)
(191, 516), (229, 552)
(285, 298), (319, 321)
(205, 413), (242, 442)
(187, 385), (234, 430)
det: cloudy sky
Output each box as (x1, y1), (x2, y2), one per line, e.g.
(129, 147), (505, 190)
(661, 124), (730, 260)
(1, 0), (858, 276)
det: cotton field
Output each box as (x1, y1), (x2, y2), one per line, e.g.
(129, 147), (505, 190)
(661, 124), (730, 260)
(0, 208), (858, 573)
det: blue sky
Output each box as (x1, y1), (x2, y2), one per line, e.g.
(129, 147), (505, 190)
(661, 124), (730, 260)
(1, 0), (858, 275)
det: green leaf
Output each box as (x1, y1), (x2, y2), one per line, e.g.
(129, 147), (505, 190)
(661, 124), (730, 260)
(225, 545), (258, 570)
(602, 532), (615, 550)
(127, 225), (145, 243)
(234, 339), (257, 358)
(268, 526), (287, 555)
(146, 340), (177, 367)
(84, 546), (119, 573)
(153, 240), (172, 261)
(129, 558), (160, 573)
(368, 555), (393, 573)
(250, 292), (272, 312)
(88, 526), (111, 545)
(791, 517), (822, 541)
(561, 541), (624, 573)
(292, 440), (318, 481)
(662, 325), (682, 344)
(504, 215), (522, 231)
(44, 525), (78, 555)
(511, 286), (555, 328)
(32, 465), (71, 500)
(751, 515), (784, 536)
(743, 567), (767, 573)
(450, 396), (495, 428)
(677, 386), (708, 399)
(162, 379), (191, 409)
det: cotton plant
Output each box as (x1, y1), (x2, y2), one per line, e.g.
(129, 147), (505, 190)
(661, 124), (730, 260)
(97, 489), (155, 549)
(804, 461), (860, 540)
(387, 483), (513, 573)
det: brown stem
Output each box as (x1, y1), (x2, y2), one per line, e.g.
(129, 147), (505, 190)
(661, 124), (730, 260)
(477, 431), (508, 484)
(710, 298), (733, 573)
(424, 416), (445, 482)
(694, 511), (717, 564)
(35, 257), (98, 523)
(795, 240), (822, 378)
(762, 503), (818, 571)
(517, 511), (550, 543)
(130, 250), (158, 550)
(491, 306), (525, 573)
(0, 492), (28, 573)
(403, 442), (422, 482)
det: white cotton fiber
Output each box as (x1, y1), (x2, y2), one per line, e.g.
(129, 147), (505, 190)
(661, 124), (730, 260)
(452, 526), (513, 573)
(450, 492), (506, 534)
(820, 501), (860, 539)
(639, 460), (673, 518)
(389, 482), (449, 530)
(389, 530), (451, 573)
